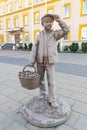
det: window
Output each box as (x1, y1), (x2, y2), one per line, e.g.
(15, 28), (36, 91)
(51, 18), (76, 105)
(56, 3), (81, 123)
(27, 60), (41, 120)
(7, 4), (10, 13)
(2, 6), (5, 14)
(81, 0), (87, 15)
(64, 32), (70, 41)
(83, 0), (87, 14)
(64, 34), (68, 40)
(0, 21), (3, 30)
(34, 11), (40, 24)
(8, 35), (12, 42)
(14, 0), (18, 10)
(24, 32), (29, 42)
(23, 13), (28, 26)
(34, 30), (40, 40)
(63, 3), (71, 18)
(36, 0), (41, 3)
(20, 34), (23, 42)
(14, 16), (19, 27)
(82, 27), (87, 40)
(24, 15), (28, 25)
(47, 6), (54, 14)
(6, 18), (10, 29)
(15, 34), (20, 43)
(24, 0), (28, 7)
(10, 2), (13, 11)
(0, 7), (2, 15)
(79, 24), (87, 40)
(18, 0), (22, 8)
(6, 34), (12, 43)
(64, 26), (70, 40)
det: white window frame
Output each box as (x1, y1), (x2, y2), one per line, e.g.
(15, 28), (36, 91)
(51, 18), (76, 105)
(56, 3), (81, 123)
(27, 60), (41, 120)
(63, 4), (70, 18)
(81, 27), (87, 40)
(83, 0), (87, 14)
(15, 0), (18, 10)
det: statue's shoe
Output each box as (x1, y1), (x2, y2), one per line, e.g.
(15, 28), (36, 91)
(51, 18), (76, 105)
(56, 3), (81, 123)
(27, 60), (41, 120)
(50, 101), (59, 108)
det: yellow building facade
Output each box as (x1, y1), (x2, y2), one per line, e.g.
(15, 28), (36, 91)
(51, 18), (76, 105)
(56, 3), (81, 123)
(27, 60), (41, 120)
(0, 0), (87, 47)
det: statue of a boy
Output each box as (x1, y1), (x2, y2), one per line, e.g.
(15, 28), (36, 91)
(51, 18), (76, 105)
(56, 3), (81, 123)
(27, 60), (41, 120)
(30, 14), (69, 108)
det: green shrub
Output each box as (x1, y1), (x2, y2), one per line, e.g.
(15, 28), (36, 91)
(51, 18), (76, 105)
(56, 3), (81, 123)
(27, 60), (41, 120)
(63, 45), (68, 52)
(81, 42), (87, 53)
(27, 43), (33, 51)
(18, 44), (23, 50)
(24, 43), (27, 50)
(57, 43), (60, 52)
(69, 42), (79, 53)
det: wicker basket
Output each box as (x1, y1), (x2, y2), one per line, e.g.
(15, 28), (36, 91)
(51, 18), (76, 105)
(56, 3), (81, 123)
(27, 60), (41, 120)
(18, 65), (40, 90)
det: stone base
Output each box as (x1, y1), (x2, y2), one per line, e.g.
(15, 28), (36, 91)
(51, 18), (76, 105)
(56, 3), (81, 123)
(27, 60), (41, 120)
(20, 96), (71, 127)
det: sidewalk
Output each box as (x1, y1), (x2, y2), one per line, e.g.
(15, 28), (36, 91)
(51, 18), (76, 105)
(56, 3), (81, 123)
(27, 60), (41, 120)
(0, 58), (87, 130)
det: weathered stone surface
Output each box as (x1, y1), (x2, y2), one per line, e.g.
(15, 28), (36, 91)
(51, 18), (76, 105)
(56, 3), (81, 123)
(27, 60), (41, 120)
(20, 96), (71, 127)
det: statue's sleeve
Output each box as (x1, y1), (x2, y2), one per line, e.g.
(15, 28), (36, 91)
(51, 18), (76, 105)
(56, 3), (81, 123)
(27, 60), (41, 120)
(54, 20), (70, 40)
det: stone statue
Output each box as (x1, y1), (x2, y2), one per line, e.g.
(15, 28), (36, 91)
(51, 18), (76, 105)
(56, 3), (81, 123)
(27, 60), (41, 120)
(20, 14), (71, 127)
(29, 14), (69, 108)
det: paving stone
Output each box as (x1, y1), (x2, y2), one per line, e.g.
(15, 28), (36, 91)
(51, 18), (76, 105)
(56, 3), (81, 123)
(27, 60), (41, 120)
(0, 112), (15, 129)
(56, 88), (73, 98)
(0, 84), (10, 91)
(65, 111), (80, 127)
(1, 88), (17, 96)
(0, 94), (10, 104)
(0, 99), (22, 113)
(74, 114), (87, 130)
(19, 95), (34, 104)
(8, 91), (29, 101)
(26, 123), (41, 130)
(72, 101), (87, 115)
(10, 112), (28, 126)
(3, 121), (29, 130)
(55, 124), (75, 130)
(67, 85), (85, 93)
(79, 82), (87, 89)
(70, 92), (87, 103)
(59, 96), (76, 107)
(84, 89), (87, 94)
(0, 52), (87, 130)
(56, 83), (69, 90)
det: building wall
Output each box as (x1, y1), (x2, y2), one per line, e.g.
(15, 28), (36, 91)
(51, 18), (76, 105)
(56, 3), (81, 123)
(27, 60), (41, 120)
(0, 0), (87, 47)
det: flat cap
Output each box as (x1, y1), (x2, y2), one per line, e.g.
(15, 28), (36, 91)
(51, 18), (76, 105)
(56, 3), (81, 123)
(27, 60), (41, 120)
(41, 14), (54, 21)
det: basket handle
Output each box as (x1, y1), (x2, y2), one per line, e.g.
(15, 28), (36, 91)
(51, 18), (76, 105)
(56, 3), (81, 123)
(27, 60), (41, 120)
(23, 65), (36, 73)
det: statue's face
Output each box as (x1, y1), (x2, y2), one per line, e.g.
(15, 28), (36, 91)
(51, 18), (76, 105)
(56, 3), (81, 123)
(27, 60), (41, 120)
(42, 17), (54, 30)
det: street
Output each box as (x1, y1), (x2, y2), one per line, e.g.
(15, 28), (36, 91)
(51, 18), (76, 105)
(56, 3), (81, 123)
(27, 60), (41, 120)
(0, 51), (87, 77)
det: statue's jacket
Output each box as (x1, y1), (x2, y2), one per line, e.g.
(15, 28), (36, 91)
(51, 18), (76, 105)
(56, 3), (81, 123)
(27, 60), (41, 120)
(30, 20), (69, 64)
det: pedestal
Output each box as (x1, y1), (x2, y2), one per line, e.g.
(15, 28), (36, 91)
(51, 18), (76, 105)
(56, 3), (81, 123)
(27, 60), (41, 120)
(20, 96), (71, 128)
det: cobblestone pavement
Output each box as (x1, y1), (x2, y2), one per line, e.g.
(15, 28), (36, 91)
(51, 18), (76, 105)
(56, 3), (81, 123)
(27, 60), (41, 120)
(0, 51), (87, 130)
